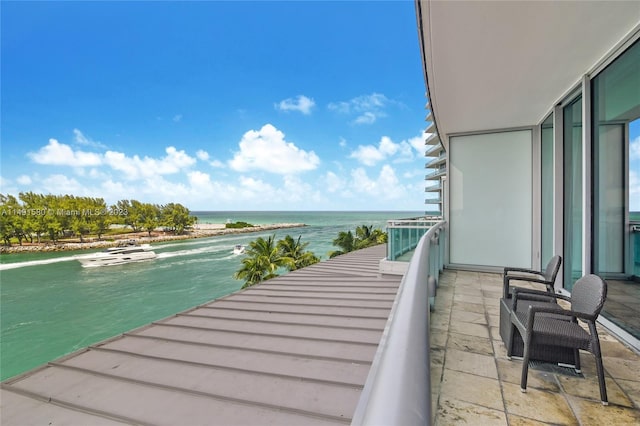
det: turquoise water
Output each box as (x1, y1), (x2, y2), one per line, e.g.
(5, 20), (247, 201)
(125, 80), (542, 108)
(0, 211), (420, 381)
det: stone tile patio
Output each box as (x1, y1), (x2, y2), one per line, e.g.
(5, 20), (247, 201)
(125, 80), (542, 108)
(430, 270), (640, 425)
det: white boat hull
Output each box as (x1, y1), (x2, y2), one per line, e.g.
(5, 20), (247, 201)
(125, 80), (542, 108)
(75, 242), (157, 267)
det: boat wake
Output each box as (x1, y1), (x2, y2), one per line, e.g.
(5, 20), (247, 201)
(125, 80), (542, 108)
(156, 243), (231, 259)
(1, 239), (246, 271)
(0, 256), (77, 271)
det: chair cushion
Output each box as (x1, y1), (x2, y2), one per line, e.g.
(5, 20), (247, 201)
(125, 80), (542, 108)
(514, 310), (591, 350)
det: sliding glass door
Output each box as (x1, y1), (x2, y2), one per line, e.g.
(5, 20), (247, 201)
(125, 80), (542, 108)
(592, 40), (639, 339)
(564, 96), (583, 292)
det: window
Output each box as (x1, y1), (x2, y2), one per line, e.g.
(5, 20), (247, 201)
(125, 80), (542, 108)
(564, 96), (583, 291)
(541, 114), (554, 266)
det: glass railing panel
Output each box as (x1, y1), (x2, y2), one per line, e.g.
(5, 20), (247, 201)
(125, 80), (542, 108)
(633, 224), (640, 277)
(386, 218), (439, 261)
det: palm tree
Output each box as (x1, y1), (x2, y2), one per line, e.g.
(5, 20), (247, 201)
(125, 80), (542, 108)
(329, 230), (354, 258)
(278, 235), (320, 270)
(233, 255), (266, 288)
(371, 227), (388, 244)
(234, 235), (286, 288)
(355, 224), (387, 248)
(354, 224), (373, 249)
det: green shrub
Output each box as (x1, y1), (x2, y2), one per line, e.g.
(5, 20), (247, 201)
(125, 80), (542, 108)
(225, 221), (254, 229)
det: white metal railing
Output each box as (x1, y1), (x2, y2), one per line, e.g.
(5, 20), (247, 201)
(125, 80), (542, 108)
(425, 168), (446, 180)
(386, 218), (440, 261)
(352, 221), (446, 426)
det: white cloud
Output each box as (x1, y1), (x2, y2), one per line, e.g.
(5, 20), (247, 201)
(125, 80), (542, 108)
(409, 131), (432, 151)
(73, 129), (106, 149)
(349, 165), (406, 200)
(173, 114), (183, 122)
(324, 171), (347, 194)
(103, 146), (196, 180)
(228, 124), (320, 174)
(41, 174), (86, 195)
(350, 145), (385, 166)
(631, 136), (640, 160)
(196, 150), (209, 161)
(328, 93), (388, 114)
(28, 139), (102, 167)
(630, 170), (640, 211)
(350, 134), (422, 166)
(275, 95), (315, 115)
(328, 93), (393, 125)
(188, 170), (211, 187)
(282, 175), (313, 202)
(354, 112), (378, 125)
(196, 149), (224, 168)
(16, 175), (32, 185)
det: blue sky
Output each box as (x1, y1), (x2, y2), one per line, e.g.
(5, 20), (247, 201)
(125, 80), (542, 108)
(1, 1), (431, 211)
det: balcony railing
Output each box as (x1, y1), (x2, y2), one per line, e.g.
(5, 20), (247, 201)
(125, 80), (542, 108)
(425, 167), (446, 180)
(386, 217), (440, 261)
(425, 183), (442, 192)
(352, 221), (446, 425)
(632, 222), (640, 277)
(425, 155), (446, 169)
(425, 144), (444, 157)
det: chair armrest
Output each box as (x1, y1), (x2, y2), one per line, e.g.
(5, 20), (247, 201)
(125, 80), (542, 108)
(503, 275), (552, 299)
(504, 266), (543, 277)
(512, 287), (556, 310)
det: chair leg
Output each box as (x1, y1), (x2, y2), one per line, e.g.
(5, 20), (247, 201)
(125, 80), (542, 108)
(592, 347), (608, 405)
(573, 348), (581, 373)
(507, 323), (516, 360)
(520, 334), (531, 392)
(594, 356), (609, 405)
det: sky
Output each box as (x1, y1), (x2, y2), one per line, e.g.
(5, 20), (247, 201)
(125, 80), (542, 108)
(1, 1), (432, 212)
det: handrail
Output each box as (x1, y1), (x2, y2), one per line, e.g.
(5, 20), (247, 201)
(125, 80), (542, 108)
(352, 221), (446, 426)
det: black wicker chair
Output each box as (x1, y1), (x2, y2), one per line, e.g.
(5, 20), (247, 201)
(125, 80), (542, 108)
(503, 255), (561, 299)
(499, 256), (570, 363)
(509, 274), (609, 405)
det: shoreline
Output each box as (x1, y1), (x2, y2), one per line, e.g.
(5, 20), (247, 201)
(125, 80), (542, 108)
(0, 223), (307, 254)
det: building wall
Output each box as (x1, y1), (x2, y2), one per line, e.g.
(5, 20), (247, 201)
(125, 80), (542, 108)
(448, 129), (532, 268)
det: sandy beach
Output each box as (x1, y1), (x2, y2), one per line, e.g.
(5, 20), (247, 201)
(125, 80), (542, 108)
(0, 223), (306, 254)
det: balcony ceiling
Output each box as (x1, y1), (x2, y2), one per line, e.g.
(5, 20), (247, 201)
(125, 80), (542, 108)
(417, 1), (640, 146)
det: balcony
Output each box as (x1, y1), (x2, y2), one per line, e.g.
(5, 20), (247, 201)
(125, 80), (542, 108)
(3, 228), (639, 425)
(425, 167), (447, 180)
(425, 270), (640, 424)
(425, 132), (441, 146)
(426, 155), (446, 169)
(425, 143), (443, 157)
(425, 183), (442, 192)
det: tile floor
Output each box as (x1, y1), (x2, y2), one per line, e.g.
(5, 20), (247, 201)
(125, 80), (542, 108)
(430, 270), (640, 425)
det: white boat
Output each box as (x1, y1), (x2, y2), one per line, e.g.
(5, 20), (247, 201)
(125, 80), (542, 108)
(75, 240), (156, 267)
(233, 244), (246, 255)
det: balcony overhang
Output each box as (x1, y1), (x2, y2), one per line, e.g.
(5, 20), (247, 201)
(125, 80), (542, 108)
(416, 1), (640, 150)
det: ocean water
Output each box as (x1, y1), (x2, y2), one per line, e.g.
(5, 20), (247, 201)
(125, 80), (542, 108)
(0, 211), (420, 381)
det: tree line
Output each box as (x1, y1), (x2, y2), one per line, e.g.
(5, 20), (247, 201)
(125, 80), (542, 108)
(0, 192), (195, 246)
(234, 224), (387, 288)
